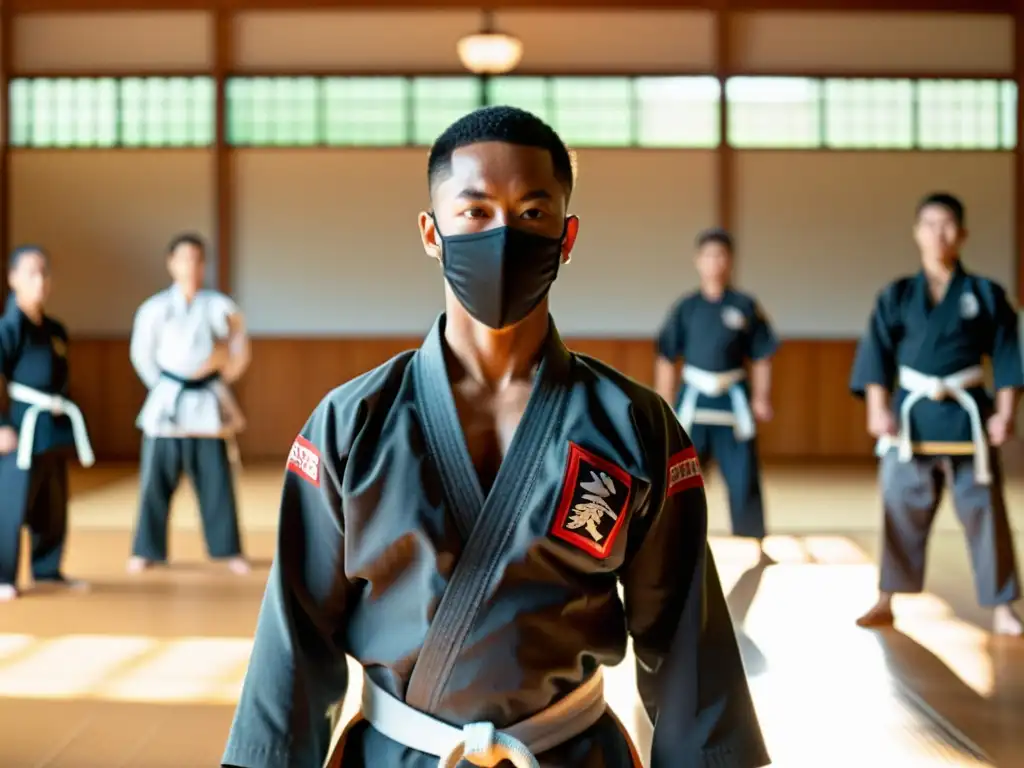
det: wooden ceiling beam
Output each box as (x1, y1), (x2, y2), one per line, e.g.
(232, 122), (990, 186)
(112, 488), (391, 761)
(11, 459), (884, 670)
(7, 0), (1015, 14)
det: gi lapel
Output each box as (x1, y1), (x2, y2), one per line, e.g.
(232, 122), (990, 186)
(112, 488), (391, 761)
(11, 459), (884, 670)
(406, 313), (573, 713)
(911, 263), (966, 370)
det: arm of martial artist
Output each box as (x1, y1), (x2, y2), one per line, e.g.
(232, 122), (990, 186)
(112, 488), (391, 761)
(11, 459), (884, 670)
(128, 300), (162, 389)
(653, 356), (680, 407)
(0, 325), (19, 454)
(623, 402), (770, 768)
(850, 289), (901, 438)
(984, 283), (1024, 445)
(221, 403), (351, 768)
(654, 300), (685, 406)
(747, 302), (779, 422)
(218, 312), (252, 384)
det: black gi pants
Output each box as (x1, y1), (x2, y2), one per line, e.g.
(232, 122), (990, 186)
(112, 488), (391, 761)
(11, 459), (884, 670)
(879, 448), (1020, 606)
(131, 436), (243, 562)
(0, 451), (68, 586)
(691, 423), (767, 540)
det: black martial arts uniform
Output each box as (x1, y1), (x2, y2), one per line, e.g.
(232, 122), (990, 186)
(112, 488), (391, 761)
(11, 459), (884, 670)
(656, 289), (779, 540)
(222, 314), (769, 768)
(0, 300), (87, 589)
(850, 262), (1022, 606)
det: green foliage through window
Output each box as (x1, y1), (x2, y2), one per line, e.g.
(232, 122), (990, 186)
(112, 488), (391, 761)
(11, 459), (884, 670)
(9, 77), (214, 148)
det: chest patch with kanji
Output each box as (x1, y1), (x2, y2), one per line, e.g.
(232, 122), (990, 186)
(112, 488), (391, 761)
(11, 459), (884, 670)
(550, 442), (633, 559)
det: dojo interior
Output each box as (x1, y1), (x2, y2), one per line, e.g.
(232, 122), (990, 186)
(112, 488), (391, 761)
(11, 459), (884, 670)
(2, 0), (1024, 766)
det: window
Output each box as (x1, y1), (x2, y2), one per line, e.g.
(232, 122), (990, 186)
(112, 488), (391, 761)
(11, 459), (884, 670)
(548, 78), (634, 147)
(226, 75), (722, 148)
(727, 77), (821, 149)
(9, 77), (214, 148)
(410, 77), (482, 146)
(917, 79), (1004, 150)
(725, 76), (1014, 150)
(10, 78), (118, 148)
(635, 76), (721, 149)
(1000, 81), (1017, 150)
(227, 77), (319, 146)
(121, 77), (215, 147)
(823, 79), (913, 149)
(323, 77), (407, 146)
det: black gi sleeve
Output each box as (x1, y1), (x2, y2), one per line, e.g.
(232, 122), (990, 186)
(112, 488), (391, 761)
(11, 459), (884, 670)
(747, 301), (779, 362)
(850, 284), (902, 398)
(623, 398), (769, 768)
(0, 322), (19, 428)
(221, 396), (354, 768)
(656, 299), (687, 362)
(980, 281), (1024, 391)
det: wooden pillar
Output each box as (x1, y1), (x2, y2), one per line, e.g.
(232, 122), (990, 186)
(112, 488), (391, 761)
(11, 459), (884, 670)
(715, 0), (733, 233)
(213, 7), (233, 294)
(0, 0), (12, 305)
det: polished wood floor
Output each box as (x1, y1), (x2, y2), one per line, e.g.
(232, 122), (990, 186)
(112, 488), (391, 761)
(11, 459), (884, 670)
(1, 462), (1022, 767)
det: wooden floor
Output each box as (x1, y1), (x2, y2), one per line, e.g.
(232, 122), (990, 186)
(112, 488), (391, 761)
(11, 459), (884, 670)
(1, 462), (1023, 768)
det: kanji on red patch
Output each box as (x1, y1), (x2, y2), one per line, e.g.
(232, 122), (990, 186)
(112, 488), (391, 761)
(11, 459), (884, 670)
(287, 435), (321, 488)
(667, 446), (703, 496)
(550, 443), (633, 559)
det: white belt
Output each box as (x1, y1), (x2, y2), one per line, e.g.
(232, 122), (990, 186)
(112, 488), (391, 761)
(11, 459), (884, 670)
(8, 382), (95, 471)
(875, 365), (989, 484)
(356, 670), (607, 768)
(676, 365), (755, 441)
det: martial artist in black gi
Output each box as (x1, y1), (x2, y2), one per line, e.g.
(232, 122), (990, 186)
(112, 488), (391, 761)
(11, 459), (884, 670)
(654, 229), (778, 551)
(851, 192), (1023, 636)
(222, 107), (769, 768)
(127, 234), (251, 575)
(0, 246), (94, 602)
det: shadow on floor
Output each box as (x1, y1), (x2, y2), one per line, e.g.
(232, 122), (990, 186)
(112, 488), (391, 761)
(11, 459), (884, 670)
(875, 628), (1021, 767)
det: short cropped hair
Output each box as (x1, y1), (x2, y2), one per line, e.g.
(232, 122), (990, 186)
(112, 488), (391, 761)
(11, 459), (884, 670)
(8, 244), (48, 273)
(427, 106), (575, 194)
(916, 192), (965, 228)
(167, 232), (206, 256)
(695, 227), (734, 253)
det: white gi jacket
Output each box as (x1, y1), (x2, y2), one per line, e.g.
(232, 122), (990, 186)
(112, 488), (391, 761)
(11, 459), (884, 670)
(129, 286), (250, 438)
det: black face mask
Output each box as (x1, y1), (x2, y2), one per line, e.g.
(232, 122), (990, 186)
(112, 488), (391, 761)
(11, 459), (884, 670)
(434, 220), (566, 330)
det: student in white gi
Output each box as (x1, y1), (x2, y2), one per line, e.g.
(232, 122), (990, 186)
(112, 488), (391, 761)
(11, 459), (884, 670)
(127, 233), (250, 575)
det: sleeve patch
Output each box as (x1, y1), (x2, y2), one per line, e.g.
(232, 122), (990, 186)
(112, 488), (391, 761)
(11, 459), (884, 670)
(667, 446), (703, 496)
(550, 442), (633, 560)
(287, 435), (321, 487)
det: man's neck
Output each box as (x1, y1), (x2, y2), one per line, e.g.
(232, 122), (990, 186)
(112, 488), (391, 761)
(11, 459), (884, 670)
(176, 284), (198, 304)
(700, 282), (727, 301)
(443, 303), (550, 389)
(15, 297), (43, 325)
(922, 255), (958, 283)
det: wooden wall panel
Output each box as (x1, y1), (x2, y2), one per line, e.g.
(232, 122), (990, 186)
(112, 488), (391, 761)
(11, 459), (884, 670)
(68, 336), (872, 461)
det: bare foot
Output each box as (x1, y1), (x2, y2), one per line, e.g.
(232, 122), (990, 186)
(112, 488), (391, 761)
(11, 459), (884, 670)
(126, 556), (152, 574)
(227, 557), (251, 576)
(993, 605), (1024, 636)
(0, 584), (17, 602)
(856, 602), (895, 628)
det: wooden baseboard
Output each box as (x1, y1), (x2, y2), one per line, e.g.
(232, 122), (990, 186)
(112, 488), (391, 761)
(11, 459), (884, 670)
(67, 336), (873, 461)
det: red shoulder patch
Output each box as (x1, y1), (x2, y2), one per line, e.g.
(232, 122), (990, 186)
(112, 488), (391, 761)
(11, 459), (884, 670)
(287, 435), (321, 487)
(550, 443), (633, 559)
(667, 446), (703, 496)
